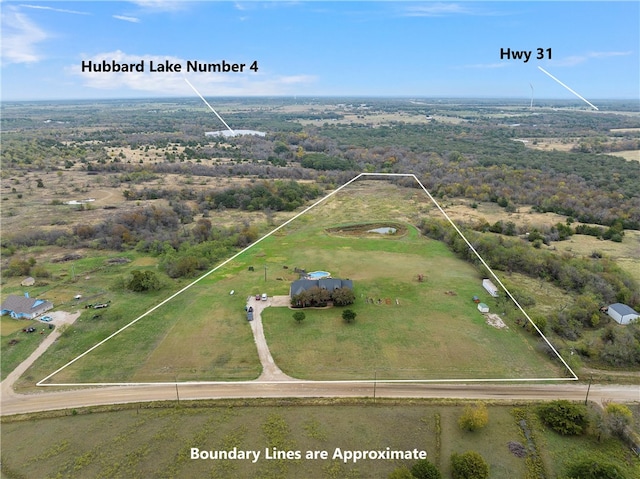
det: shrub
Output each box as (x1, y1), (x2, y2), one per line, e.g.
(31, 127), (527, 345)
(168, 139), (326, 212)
(342, 309), (357, 323)
(410, 458), (441, 479)
(450, 451), (489, 479)
(458, 403), (489, 431)
(604, 403), (633, 438)
(538, 400), (588, 435)
(565, 458), (625, 479)
(388, 466), (415, 479)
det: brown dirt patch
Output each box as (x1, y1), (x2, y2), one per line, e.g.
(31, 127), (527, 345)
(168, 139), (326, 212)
(485, 313), (508, 329)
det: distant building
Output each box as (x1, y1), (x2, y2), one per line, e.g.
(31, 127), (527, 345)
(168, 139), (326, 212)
(482, 279), (499, 297)
(1, 294), (53, 319)
(205, 129), (266, 138)
(607, 303), (639, 325)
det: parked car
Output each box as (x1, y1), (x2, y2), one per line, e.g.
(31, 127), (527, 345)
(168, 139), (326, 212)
(261, 293), (268, 301)
(255, 294), (261, 301)
(41, 316), (53, 322)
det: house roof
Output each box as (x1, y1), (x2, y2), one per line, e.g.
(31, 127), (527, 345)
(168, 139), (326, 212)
(609, 303), (639, 317)
(318, 278), (343, 291)
(291, 279), (318, 296)
(290, 278), (353, 296)
(1, 295), (52, 315)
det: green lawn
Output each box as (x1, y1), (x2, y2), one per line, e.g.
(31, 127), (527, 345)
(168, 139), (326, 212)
(1, 316), (55, 381)
(261, 225), (562, 380)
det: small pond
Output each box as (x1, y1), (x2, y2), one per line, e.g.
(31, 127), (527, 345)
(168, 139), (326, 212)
(367, 227), (397, 234)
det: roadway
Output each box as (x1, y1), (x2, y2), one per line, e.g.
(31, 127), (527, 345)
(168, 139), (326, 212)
(2, 380), (639, 416)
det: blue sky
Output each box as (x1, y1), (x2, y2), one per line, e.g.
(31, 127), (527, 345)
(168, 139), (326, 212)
(1, 1), (638, 100)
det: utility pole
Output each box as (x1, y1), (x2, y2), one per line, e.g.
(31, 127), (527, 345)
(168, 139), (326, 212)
(175, 377), (180, 405)
(373, 370), (377, 403)
(264, 265), (267, 282)
(584, 375), (593, 405)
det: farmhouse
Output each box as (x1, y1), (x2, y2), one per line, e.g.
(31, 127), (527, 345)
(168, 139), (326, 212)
(290, 278), (353, 297)
(482, 279), (499, 297)
(1, 293), (53, 319)
(607, 303), (639, 325)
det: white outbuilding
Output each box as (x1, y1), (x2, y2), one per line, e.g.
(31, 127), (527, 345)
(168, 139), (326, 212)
(482, 279), (499, 297)
(477, 303), (489, 313)
(607, 303), (639, 325)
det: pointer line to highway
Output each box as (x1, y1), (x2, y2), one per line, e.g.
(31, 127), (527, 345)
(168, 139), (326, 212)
(538, 66), (599, 111)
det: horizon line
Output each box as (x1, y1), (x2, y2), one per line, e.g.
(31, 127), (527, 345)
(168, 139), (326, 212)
(3, 95), (639, 103)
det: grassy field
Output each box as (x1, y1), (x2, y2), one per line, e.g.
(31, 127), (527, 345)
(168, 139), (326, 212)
(259, 181), (562, 380)
(1, 400), (638, 479)
(1, 316), (55, 381)
(12, 179), (566, 386)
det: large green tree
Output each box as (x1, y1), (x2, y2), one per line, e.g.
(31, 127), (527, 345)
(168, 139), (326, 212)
(332, 287), (355, 306)
(127, 270), (161, 292)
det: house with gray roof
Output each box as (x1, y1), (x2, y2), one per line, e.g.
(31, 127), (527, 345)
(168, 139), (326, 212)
(290, 278), (353, 297)
(607, 303), (639, 325)
(1, 294), (53, 319)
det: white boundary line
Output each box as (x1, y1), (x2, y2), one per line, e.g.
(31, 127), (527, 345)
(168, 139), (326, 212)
(538, 67), (599, 111)
(184, 77), (236, 134)
(38, 173), (577, 386)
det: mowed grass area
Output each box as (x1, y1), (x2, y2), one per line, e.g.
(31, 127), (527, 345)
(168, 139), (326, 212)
(261, 224), (562, 380)
(26, 179), (563, 384)
(2, 400), (637, 479)
(1, 316), (55, 381)
(35, 267), (263, 384)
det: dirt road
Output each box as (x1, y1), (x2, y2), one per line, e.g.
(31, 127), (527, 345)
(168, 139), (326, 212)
(2, 381), (638, 416)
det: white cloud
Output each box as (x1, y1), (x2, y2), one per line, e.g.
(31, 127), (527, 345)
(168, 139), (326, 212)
(550, 51), (633, 67)
(113, 15), (141, 23)
(402, 3), (472, 17)
(400, 2), (512, 18)
(70, 51), (316, 96)
(129, 1), (187, 12)
(19, 4), (90, 15)
(1, 7), (48, 65)
(551, 51), (634, 67)
(459, 62), (508, 69)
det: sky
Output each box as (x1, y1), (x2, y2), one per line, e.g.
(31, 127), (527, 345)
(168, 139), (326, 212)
(1, 1), (638, 101)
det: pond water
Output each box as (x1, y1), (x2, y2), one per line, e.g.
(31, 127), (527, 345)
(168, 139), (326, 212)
(367, 227), (397, 234)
